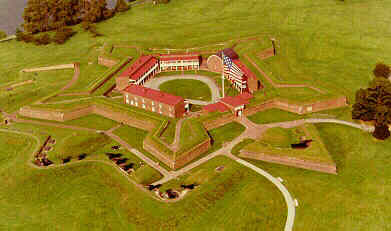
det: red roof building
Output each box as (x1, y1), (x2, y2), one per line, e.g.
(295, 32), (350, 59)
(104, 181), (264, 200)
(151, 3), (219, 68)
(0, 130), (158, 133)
(203, 102), (229, 113)
(116, 55), (159, 90)
(159, 54), (200, 71)
(203, 93), (252, 117)
(122, 85), (186, 118)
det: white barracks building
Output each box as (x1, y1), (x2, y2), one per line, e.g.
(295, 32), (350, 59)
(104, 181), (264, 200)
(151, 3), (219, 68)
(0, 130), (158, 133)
(159, 54), (200, 71)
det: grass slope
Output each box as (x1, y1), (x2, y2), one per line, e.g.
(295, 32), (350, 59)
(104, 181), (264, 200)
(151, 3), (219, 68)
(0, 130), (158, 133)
(0, 129), (286, 230)
(248, 124), (391, 230)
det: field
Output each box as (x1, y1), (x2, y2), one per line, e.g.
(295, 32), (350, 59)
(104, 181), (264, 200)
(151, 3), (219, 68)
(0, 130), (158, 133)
(0, 129), (286, 230)
(243, 124), (334, 164)
(159, 79), (212, 101)
(1, 0), (391, 229)
(247, 124), (391, 230)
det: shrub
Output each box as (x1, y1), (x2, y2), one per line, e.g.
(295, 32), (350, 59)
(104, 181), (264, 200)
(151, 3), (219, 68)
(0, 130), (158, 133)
(53, 27), (76, 44)
(373, 63), (390, 78)
(115, 0), (130, 12)
(0, 30), (6, 39)
(373, 124), (390, 140)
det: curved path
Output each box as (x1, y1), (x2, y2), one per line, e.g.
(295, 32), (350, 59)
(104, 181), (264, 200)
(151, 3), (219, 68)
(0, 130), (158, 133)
(144, 74), (221, 105)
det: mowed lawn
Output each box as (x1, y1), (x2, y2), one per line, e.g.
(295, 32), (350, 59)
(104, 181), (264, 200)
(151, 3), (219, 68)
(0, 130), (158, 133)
(246, 124), (391, 230)
(0, 0), (389, 110)
(0, 130), (286, 230)
(159, 79), (212, 101)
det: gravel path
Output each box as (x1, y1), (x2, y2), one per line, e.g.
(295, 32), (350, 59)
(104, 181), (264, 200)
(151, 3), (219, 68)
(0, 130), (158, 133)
(144, 74), (221, 105)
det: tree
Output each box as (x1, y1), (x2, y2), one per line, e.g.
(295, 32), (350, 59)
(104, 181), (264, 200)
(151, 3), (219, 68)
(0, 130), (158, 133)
(352, 78), (391, 140)
(373, 63), (390, 79)
(115, 0), (130, 12)
(0, 30), (7, 39)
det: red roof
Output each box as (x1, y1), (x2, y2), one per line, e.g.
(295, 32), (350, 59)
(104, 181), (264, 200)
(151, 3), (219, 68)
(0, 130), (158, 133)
(160, 54), (200, 62)
(238, 92), (254, 100)
(233, 59), (257, 80)
(123, 85), (183, 106)
(119, 55), (158, 81)
(203, 102), (229, 113)
(220, 95), (250, 108)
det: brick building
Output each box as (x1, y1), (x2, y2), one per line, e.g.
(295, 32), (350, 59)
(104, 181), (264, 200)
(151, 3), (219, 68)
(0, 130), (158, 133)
(122, 85), (186, 118)
(116, 55), (159, 90)
(159, 54), (200, 71)
(203, 93), (253, 117)
(207, 48), (262, 93)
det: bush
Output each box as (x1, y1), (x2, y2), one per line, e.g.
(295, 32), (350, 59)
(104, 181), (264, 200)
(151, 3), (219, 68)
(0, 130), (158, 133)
(81, 21), (102, 37)
(34, 34), (51, 45)
(0, 30), (7, 39)
(53, 27), (76, 44)
(373, 63), (390, 78)
(115, 0), (130, 12)
(373, 124), (390, 140)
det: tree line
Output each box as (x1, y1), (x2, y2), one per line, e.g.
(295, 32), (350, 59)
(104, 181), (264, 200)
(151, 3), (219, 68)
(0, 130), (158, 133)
(352, 63), (391, 140)
(16, 0), (130, 45)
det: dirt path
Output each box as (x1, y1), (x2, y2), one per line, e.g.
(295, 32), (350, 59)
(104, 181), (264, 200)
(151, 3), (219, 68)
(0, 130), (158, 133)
(244, 54), (325, 94)
(169, 118), (184, 152)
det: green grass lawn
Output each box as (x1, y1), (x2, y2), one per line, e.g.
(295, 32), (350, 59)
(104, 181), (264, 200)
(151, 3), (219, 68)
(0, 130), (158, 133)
(159, 79), (212, 101)
(247, 107), (353, 125)
(1, 0), (391, 229)
(243, 124), (334, 164)
(0, 129), (286, 230)
(0, 69), (73, 112)
(208, 122), (246, 152)
(64, 114), (118, 131)
(248, 108), (305, 124)
(247, 124), (391, 230)
(159, 119), (177, 144)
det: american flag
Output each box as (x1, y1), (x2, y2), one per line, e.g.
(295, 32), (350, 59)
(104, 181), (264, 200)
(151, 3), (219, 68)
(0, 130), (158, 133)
(222, 52), (233, 70)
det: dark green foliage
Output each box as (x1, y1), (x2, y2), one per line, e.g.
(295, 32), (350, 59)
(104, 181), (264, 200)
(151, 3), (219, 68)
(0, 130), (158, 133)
(373, 63), (390, 78)
(115, 0), (130, 12)
(15, 28), (25, 41)
(352, 78), (391, 139)
(373, 124), (390, 140)
(0, 30), (6, 39)
(81, 21), (102, 37)
(83, 0), (113, 23)
(23, 0), (82, 33)
(53, 27), (76, 44)
(34, 34), (51, 45)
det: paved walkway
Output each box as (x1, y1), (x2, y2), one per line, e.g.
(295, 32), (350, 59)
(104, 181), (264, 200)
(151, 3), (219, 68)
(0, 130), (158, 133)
(144, 74), (221, 105)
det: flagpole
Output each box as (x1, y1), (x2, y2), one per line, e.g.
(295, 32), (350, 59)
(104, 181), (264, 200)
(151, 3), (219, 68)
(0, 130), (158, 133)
(222, 52), (225, 98)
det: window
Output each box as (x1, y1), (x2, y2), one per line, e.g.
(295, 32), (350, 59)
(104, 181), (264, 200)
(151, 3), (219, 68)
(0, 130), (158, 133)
(142, 104), (146, 109)
(135, 102), (138, 107)
(151, 101), (155, 106)
(142, 98), (145, 103)
(130, 100), (134, 105)
(125, 94), (129, 104)
(159, 104), (162, 108)
(152, 107), (155, 112)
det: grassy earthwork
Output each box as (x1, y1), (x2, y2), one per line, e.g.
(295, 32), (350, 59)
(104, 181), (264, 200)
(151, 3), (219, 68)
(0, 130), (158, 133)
(0, 0), (390, 229)
(242, 124), (334, 164)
